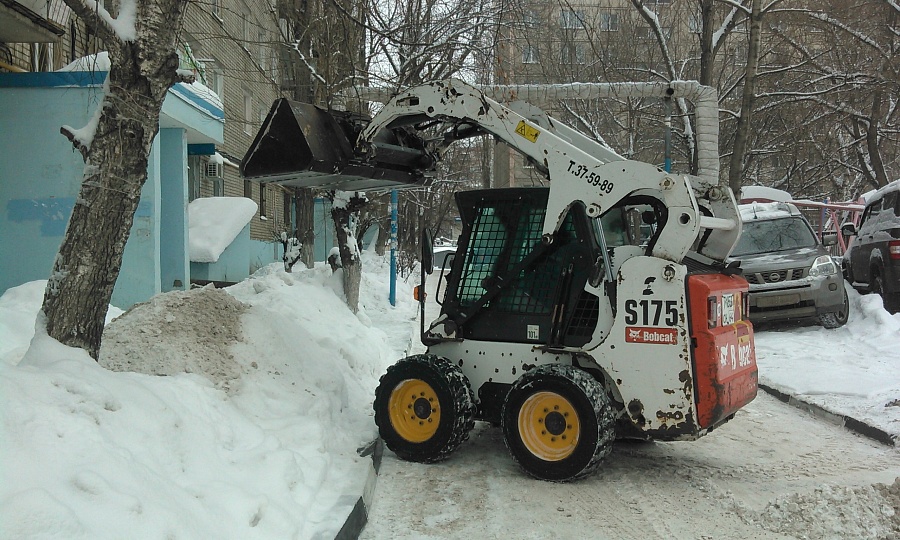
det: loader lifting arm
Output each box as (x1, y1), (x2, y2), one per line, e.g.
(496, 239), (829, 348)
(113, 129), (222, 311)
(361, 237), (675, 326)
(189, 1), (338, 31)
(356, 79), (742, 264)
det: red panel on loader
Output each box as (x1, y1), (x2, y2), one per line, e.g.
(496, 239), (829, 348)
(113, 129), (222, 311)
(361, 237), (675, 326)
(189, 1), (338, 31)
(688, 274), (758, 429)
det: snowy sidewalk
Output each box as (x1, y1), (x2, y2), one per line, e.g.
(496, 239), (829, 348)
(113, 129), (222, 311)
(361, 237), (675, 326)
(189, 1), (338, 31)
(753, 286), (900, 447)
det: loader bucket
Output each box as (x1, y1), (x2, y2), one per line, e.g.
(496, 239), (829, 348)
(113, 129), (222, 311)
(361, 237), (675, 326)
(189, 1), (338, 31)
(241, 99), (432, 191)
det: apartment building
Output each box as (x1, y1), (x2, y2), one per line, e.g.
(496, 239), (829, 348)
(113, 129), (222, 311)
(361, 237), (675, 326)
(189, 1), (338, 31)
(493, 0), (748, 188)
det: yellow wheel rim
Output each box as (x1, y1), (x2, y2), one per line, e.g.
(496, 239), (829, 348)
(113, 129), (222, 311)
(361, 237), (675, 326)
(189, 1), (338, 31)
(388, 379), (441, 443)
(518, 391), (580, 461)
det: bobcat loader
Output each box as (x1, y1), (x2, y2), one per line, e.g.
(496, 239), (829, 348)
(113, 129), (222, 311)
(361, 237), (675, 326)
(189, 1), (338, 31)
(243, 79), (758, 482)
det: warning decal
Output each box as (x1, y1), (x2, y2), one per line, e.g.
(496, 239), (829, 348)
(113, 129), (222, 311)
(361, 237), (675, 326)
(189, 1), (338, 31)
(514, 120), (540, 143)
(625, 327), (679, 345)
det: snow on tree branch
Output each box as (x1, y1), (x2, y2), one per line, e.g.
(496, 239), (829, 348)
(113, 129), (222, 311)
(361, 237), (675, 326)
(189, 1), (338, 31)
(807, 11), (886, 56)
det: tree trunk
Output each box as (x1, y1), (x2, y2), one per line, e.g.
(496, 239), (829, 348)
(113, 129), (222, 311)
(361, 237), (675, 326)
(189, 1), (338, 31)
(330, 192), (367, 312)
(728, 0), (762, 195)
(42, 0), (186, 360)
(294, 187), (316, 268)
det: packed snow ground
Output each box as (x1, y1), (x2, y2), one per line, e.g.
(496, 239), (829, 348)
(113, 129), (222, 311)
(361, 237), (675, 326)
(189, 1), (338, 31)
(1, 252), (898, 539)
(0, 251), (418, 539)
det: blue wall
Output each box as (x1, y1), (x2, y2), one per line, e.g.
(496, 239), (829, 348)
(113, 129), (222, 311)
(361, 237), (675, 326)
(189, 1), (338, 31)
(193, 224), (253, 282)
(0, 72), (223, 308)
(1, 76), (105, 298)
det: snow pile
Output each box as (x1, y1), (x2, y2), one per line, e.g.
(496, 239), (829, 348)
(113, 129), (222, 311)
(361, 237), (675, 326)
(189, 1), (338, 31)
(755, 479), (900, 540)
(754, 284), (900, 439)
(0, 281), (123, 365)
(100, 285), (247, 393)
(188, 197), (258, 263)
(0, 252), (417, 539)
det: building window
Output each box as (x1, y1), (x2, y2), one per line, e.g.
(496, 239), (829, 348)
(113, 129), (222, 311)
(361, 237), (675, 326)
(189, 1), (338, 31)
(257, 29), (267, 71)
(283, 192), (293, 232)
(561, 43), (586, 64)
(600, 12), (619, 32)
(560, 9), (584, 29)
(212, 0), (222, 20)
(689, 12), (702, 33)
(213, 178), (224, 197)
(259, 184), (268, 218)
(522, 45), (539, 64)
(243, 90), (253, 135)
(188, 156), (201, 202)
(205, 62), (224, 100)
(244, 178), (253, 199)
(523, 9), (540, 28)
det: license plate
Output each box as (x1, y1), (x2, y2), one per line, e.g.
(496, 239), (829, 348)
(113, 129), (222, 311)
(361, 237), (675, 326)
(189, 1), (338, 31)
(757, 293), (800, 308)
(721, 294), (735, 325)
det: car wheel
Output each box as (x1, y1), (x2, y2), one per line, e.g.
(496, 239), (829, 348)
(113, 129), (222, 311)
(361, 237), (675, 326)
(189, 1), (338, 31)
(374, 354), (475, 463)
(501, 364), (615, 482)
(819, 286), (849, 329)
(873, 273), (900, 314)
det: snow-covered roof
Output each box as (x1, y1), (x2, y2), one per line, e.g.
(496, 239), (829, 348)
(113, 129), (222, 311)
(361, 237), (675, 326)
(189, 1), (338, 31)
(865, 179), (900, 206)
(188, 197), (258, 263)
(739, 201), (801, 221)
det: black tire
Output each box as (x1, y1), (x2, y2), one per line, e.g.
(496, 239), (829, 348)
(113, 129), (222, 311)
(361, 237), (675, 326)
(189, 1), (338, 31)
(873, 273), (900, 314)
(820, 285), (850, 329)
(501, 364), (616, 482)
(373, 354), (475, 463)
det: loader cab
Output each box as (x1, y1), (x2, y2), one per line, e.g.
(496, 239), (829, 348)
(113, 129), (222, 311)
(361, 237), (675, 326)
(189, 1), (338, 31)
(438, 188), (610, 347)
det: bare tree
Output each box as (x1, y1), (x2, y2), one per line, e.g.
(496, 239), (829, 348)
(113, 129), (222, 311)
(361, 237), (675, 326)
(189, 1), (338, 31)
(42, 0), (192, 359)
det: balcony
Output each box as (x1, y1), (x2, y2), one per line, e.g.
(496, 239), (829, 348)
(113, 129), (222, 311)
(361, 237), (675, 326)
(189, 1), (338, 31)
(0, 0), (66, 44)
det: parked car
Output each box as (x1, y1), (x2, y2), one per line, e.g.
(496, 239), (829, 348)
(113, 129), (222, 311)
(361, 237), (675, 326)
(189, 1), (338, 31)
(841, 180), (900, 313)
(731, 202), (850, 328)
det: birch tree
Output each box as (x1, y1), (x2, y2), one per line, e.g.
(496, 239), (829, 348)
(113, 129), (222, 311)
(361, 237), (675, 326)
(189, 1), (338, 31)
(42, 0), (192, 359)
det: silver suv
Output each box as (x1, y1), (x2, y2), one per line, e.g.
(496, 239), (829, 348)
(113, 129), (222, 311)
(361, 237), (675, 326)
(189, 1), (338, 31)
(731, 202), (850, 328)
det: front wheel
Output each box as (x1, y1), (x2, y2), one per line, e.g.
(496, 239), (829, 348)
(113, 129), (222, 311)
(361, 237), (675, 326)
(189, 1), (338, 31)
(820, 285), (850, 329)
(373, 355), (475, 463)
(501, 364), (616, 482)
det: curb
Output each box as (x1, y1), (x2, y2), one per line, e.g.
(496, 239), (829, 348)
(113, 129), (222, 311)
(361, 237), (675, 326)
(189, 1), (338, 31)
(759, 383), (897, 447)
(334, 438), (383, 540)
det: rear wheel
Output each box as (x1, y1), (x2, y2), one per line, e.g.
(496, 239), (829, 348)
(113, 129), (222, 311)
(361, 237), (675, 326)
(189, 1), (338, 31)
(872, 273), (900, 314)
(374, 355), (475, 463)
(820, 285), (850, 329)
(501, 364), (615, 482)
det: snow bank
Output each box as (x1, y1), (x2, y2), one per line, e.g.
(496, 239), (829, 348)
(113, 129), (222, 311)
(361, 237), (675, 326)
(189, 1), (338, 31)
(188, 197), (258, 263)
(754, 479), (900, 540)
(0, 251), (417, 539)
(0, 281), (123, 365)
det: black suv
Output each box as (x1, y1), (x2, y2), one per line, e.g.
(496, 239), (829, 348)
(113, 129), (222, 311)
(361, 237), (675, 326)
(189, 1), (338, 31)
(731, 202), (850, 328)
(841, 180), (900, 313)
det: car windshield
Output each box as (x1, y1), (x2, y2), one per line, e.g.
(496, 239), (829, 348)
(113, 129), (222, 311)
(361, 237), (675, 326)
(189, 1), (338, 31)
(732, 217), (817, 257)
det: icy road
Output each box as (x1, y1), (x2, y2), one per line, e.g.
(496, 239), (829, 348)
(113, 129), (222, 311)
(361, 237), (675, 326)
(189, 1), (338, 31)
(360, 392), (900, 539)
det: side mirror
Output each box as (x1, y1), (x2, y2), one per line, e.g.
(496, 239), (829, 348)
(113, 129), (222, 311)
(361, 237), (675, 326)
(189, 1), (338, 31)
(822, 233), (838, 247)
(421, 229), (434, 275)
(840, 222), (857, 237)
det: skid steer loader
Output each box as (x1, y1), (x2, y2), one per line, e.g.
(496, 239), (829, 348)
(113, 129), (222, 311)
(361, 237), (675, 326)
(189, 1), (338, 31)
(243, 79), (758, 482)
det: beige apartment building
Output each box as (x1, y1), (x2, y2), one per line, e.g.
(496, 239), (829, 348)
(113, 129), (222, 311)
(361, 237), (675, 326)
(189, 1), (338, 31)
(493, 0), (748, 188)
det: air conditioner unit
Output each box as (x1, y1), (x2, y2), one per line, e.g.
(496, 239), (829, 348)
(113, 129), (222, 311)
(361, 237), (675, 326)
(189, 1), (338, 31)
(205, 161), (223, 178)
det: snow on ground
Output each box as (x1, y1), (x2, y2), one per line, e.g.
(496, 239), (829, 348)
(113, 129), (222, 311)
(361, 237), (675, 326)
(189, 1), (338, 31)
(754, 284), (900, 440)
(0, 250), (417, 540)
(1, 254), (899, 539)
